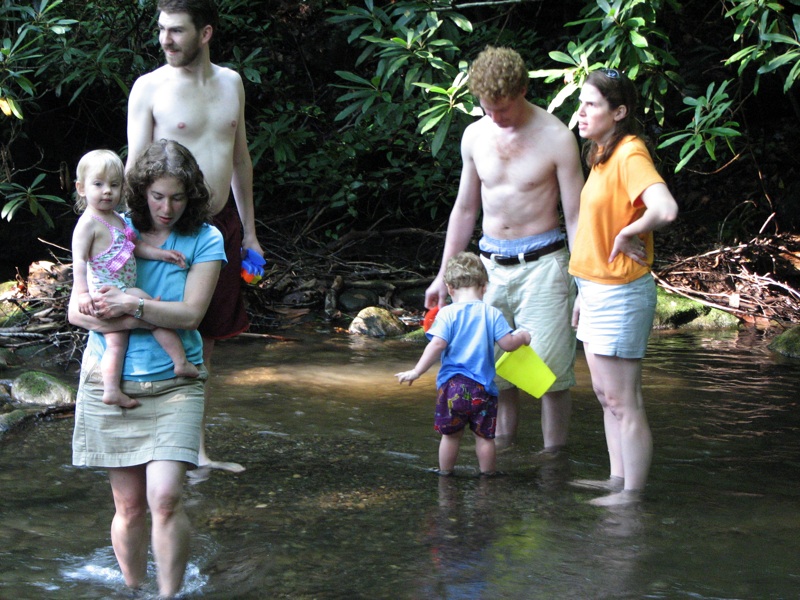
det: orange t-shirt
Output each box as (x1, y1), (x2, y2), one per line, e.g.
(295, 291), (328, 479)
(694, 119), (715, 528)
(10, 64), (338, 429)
(569, 136), (665, 285)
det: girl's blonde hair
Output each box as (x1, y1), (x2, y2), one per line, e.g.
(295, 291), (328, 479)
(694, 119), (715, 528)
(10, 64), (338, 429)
(444, 252), (488, 290)
(73, 149), (125, 213)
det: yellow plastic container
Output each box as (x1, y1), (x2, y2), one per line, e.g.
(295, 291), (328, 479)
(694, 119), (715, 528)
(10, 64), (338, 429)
(495, 345), (556, 398)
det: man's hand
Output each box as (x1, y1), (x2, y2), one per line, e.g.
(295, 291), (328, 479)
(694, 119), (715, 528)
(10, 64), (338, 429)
(242, 233), (264, 259)
(424, 276), (448, 310)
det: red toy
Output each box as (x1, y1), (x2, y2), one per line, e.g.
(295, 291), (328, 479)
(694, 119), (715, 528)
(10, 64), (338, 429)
(422, 306), (440, 332)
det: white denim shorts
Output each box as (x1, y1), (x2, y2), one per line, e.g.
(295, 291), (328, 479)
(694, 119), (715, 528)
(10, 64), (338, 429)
(575, 273), (656, 359)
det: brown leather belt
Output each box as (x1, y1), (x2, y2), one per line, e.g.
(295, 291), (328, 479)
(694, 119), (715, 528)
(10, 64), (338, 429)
(480, 240), (565, 266)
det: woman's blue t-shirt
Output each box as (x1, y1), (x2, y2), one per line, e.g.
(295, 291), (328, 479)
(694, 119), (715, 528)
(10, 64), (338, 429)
(85, 218), (226, 382)
(426, 300), (513, 395)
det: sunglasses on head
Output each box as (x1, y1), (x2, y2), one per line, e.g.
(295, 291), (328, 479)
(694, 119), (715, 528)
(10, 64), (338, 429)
(600, 68), (621, 78)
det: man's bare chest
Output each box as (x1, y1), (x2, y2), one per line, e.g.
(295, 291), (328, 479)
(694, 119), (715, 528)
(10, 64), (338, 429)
(474, 134), (552, 187)
(152, 82), (239, 140)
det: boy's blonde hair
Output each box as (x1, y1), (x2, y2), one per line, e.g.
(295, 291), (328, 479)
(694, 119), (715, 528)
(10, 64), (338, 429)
(444, 252), (488, 290)
(73, 149), (125, 213)
(468, 46), (529, 102)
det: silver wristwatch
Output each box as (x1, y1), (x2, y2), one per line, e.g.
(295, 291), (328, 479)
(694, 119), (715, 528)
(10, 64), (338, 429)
(133, 297), (144, 319)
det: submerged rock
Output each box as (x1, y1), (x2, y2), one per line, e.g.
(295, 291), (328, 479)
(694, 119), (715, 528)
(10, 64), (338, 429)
(11, 371), (76, 406)
(768, 326), (800, 358)
(0, 408), (35, 434)
(348, 306), (406, 337)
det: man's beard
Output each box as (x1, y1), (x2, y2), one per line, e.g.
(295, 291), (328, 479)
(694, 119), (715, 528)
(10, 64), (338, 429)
(163, 44), (201, 67)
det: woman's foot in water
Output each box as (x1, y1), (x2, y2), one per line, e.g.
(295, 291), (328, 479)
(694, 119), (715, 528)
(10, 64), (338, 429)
(588, 489), (642, 507)
(569, 476), (624, 492)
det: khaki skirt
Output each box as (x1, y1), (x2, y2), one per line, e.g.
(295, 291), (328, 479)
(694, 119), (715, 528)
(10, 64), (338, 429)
(72, 355), (207, 468)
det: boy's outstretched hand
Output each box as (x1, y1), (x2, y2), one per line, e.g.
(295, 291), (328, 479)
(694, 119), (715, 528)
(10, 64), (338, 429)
(395, 370), (420, 385)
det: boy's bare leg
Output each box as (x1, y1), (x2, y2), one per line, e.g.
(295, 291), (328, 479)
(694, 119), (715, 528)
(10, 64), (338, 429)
(475, 435), (496, 475)
(438, 430), (463, 474)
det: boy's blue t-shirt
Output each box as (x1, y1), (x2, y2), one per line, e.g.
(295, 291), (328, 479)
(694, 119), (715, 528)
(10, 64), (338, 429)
(85, 218), (226, 382)
(426, 300), (513, 395)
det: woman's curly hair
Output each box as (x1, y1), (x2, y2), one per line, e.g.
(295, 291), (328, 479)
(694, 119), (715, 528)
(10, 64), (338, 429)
(124, 139), (211, 235)
(468, 46), (529, 101)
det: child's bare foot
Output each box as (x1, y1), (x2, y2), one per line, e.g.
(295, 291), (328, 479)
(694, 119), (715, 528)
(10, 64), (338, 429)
(173, 361), (200, 378)
(103, 391), (140, 409)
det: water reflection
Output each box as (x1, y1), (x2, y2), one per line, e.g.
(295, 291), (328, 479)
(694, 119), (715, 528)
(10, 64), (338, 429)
(0, 328), (799, 598)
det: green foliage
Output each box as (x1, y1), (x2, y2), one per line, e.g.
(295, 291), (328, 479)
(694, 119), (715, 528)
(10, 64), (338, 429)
(724, 0), (800, 93)
(322, 0), (478, 225)
(657, 80), (741, 172)
(0, 173), (66, 229)
(328, 1), (471, 136)
(2, 0), (800, 251)
(0, 0), (77, 119)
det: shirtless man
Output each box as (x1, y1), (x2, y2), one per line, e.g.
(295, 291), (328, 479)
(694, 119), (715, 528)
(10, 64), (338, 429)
(127, 0), (263, 473)
(425, 47), (584, 452)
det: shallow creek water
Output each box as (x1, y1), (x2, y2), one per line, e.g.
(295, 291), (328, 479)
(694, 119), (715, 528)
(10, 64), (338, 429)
(1, 327), (799, 599)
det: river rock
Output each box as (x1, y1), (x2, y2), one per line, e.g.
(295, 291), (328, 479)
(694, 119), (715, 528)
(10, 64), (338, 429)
(348, 306), (406, 337)
(393, 286), (427, 310)
(0, 408), (36, 434)
(11, 371), (76, 406)
(339, 289), (379, 313)
(0, 348), (16, 370)
(768, 325), (800, 358)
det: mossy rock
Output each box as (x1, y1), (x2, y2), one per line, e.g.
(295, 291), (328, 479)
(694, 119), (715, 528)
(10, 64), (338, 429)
(348, 307), (406, 337)
(653, 288), (709, 329)
(401, 327), (428, 342)
(11, 371), (76, 406)
(0, 408), (37, 437)
(768, 326), (800, 358)
(679, 307), (740, 330)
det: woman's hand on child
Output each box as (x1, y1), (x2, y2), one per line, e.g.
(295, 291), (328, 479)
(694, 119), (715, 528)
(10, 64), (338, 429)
(395, 370), (420, 385)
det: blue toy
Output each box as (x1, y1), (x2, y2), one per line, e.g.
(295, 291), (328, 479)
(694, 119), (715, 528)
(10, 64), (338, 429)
(241, 248), (266, 285)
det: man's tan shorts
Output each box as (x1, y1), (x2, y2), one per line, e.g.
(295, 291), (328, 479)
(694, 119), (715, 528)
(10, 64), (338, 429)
(481, 248), (577, 393)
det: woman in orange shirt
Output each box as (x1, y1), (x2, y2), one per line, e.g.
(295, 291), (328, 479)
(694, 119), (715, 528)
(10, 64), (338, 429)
(569, 69), (679, 506)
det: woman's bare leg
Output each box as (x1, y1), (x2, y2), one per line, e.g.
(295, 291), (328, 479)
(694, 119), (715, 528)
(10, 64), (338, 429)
(108, 466), (149, 589)
(584, 350), (652, 506)
(147, 460), (190, 598)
